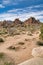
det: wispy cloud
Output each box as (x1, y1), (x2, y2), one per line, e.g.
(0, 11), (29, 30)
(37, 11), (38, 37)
(2, 0), (25, 6)
(0, 2), (43, 22)
(0, 10), (43, 22)
(2, 0), (10, 5)
(8, 4), (43, 13)
(0, 4), (5, 8)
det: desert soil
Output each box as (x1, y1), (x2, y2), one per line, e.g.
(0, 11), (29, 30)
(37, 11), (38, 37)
(0, 31), (40, 64)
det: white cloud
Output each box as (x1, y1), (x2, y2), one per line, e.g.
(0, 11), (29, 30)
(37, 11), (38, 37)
(8, 9), (23, 13)
(2, 0), (25, 6)
(7, 4), (43, 13)
(0, 4), (5, 8)
(0, 4), (43, 22)
(0, 10), (43, 22)
(2, 0), (10, 5)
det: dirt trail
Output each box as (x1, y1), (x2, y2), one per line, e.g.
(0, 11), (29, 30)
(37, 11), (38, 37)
(0, 33), (39, 64)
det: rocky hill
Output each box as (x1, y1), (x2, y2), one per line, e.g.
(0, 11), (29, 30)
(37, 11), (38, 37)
(0, 17), (41, 28)
(24, 17), (40, 25)
(13, 18), (22, 25)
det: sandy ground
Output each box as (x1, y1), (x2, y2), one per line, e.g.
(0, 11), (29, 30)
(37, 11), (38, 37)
(0, 32), (40, 64)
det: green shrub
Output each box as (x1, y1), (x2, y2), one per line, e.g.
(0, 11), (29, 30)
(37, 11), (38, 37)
(40, 24), (43, 40)
(4, 62), (12, 65)
(0, 53), (4, 58)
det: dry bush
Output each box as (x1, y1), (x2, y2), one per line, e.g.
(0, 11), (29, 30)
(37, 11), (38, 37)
(14, 33), (20, 35)
(39, 24), (43, 40)
(0, 52), (15, 65)
(0, 38), (4, 43)
(37, 41), (43, 46)
(0, 52), (4, 59)
(25, 38), (29, 41)
(18, 42), (25, 45)
(4, 62), (13, 65)
(8, 45), (20, 51)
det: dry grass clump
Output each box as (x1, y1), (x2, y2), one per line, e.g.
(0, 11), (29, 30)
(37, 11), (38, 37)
(0, 52), (4, 59)
(18, 42), (25, 45)
(37, 41), (43, 46)
(8, 42), (25, 51)
(0, 52), (15, 65)
(25, 38), (30, 41)
(4, 62), (13, 65)
(27, 33), (33, 36)
(8, 45), (20, 51)
(0, 38), (4, 43)
(14, 33), (20, 35)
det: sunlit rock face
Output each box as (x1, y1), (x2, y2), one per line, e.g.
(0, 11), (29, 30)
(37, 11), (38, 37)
(13, 18), (22, 25)
(32, 47), (43, 57)
(18, 47), (43, 65)
(18, 57), (43, 65)
(24, 17), (40, 25)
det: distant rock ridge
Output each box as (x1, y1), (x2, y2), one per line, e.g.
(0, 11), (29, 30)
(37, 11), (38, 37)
(24, 17), (40, 25)
(13, 18), (22, 25)
(0, 17), (41, 27)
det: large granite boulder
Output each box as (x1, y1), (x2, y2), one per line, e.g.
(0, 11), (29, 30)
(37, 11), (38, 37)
(18, 47), (43, 65)
(32, 47), (43, 57)
(18, 57), (43, 65)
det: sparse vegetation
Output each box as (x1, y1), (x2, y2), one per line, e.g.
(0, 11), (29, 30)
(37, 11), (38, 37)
(8, 45), (20, 51)
(25, 38), (29, 41)
(0, 17), (41, 65)
(18, 42), (25, 45)
(39, 24), (43, 40)
(37, 41), (43, 46)
(27, 33), (33, 36)
(14, 32), (20, 35)
(8, 46), (15, 50)
(0, 38), (4, 43)
(4, 62), (12, 65)
(0, 52), (4, 58)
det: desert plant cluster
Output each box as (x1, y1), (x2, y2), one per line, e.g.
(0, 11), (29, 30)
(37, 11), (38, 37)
(0, 17), (43, 65)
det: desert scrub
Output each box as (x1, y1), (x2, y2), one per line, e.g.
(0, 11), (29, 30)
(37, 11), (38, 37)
(0, 38), (4, 43)
(8, 45), (20, 51)
(27, 33), (32, 36)
(39, 24), (43, 40)
(37, 41), (43, 46)
(8, 46), (15, 50)
(14, 32), (20, 35)
(0, 28), (8, 35)
(18, 42), (25, 45)
(4, 62), (13, 65)
(0, 53), (4, 59)
(25, 38), (29, 41)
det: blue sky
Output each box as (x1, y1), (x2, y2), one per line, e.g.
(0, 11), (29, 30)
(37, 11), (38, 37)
(0, 0), (43, 22)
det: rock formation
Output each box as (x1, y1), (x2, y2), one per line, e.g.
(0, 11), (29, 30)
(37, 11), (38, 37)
(0, 17), (41, 28)
(24, 17), (40, 25)
(13, 18), (22, 25)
